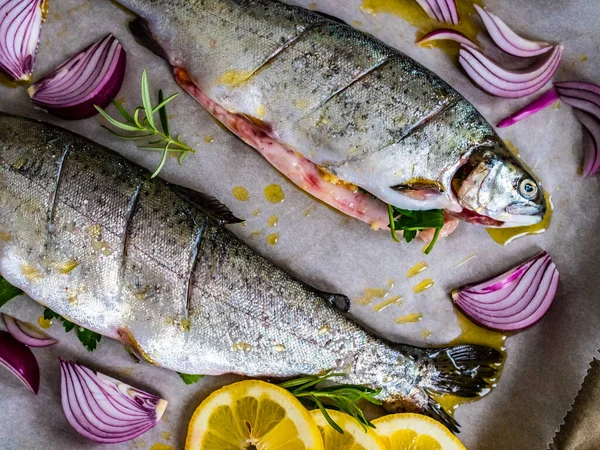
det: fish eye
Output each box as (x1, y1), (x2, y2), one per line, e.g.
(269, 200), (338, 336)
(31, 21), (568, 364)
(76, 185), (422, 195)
(518, 178), (538, 199)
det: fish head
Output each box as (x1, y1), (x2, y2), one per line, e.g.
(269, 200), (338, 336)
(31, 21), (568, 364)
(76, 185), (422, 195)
(453, 144), (546, 227)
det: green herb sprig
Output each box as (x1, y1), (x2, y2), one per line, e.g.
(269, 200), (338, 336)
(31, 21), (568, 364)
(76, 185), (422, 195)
(43, 308), (102, 352)
(279, 371), (382, 434)
(0, 276), (23, 308)
(177, 372), (204, 385)
(95, 70), (194, 177)
(388, 205), (444, 255)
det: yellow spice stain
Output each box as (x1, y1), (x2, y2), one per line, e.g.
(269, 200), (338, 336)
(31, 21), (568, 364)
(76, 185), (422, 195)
(318, 324), (331, 334)
(413, 278), (435, 293)
(295, 98), (310, 110)
(396, 313), (423, 324)
(252, 209), (261, 216)
(165, 317), (174, 326)
(256, 104), (267, 118)
(150, 444), (175, 450)
(21, 264), (42, 282)
(251, 230), (262, 238)
(56, 260), (78, 274)
(407, 261), (428, 278)
(181, 318), (191, 332)
(66, 288), (79, 305)
(352, 20), (363, 28)
(160, 431), (172, 441)
(421, 329), (432, 339)
(308, 2), (317, 9)
(373, 295), (403, 312)
(487, 192), (553, 246)
(580, 54), (589, 62)
(355, 288), (388, 306)
(318, 167), (359, 192)
(264, 184), (286, 203)
(92, 240), (112, 256)
(203, 135), (215, 143)
(131, 439), (147, 449)
(361, 0), (484, 58)
(38, 316), (52, 329)
(267, 215), (279, 227)
(267, 233), (280, 245)
(232, 186), (250, 201)
(273, 344), (286, 352)
(387, 279), (395, 288)
(0, 231), (11, 242)
(232, 342), (252, 352)
(216, 69), (253, 87)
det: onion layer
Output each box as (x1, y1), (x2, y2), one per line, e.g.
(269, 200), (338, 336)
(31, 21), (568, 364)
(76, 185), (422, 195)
(416, 0), (458, 24)
(474, 5), (552, 58)
(496, 88), (559, 128)
(60, 359), (167, 443)
(0, 331), (40, 393)
(28, 34), (126, 120)
(416, 29), (479, 49)
(2, 313), (57, 347)
(459, 44), (563, 98)
(452, 251), (559, 331)
(0, 0), (45, 81)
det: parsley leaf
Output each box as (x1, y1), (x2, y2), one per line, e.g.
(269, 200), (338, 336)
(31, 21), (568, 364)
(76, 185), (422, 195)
(178, 372), (204, 385)
(388, 205), (444, 254)
(0, 277), (23, 308)
(43, 307), (102, 352)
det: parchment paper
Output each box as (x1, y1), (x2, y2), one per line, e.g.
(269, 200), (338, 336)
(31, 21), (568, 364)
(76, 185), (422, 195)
(1, 0), (599, 449)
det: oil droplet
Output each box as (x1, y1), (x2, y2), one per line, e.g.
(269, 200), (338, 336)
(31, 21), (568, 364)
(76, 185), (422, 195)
(309, 2), (317, 9)
(387, 279), (395, 288)
(303, 208), (312, 217)
(256, 104), (266, 118)
(451, 310), (506, 352)
(92, 240), (112, 256)
(165, 317), (174, 326)
(57, 260), (78, 274)
(232, 186), (250, 201)
(251, 230), (262, 238)
(21, 264), (42, 282)
(407, 262), (428, 278)
(421, 329), (432, 339)
(131, 440), (147, 449)
(150, 444), (175, 450)
(273, 344), (286, 352)
(295, 98), (309, 110)
(267, 215), (279, 227)
(373, 295), (403, 312)
(580, 54), (589, 62)
(552, 101), (561, 110)
(160, 431), (172, 441)
(352, 20), (363, 27)
(355, 288), (388, 306)
(361, 0), (484, 58)
(0, 231), (11, 242)
(264, 184), (285, 203)
(318, 324), (331, 334)
(457, 254), (477, 267)
(180, 318), (191, 332)
(252, 209), (261, 216)
(503, 139), (520, 157)
(413, 278), (435, 293)
(396, 313), (423, 324)
(38, 316), (52, 329)
(204, 135), (215, 143)
(216, 70), (253, 86)
(267, 233), (280, 245)
(67, 288), (79, 305)
(232, 342), (252, 352)
(487, 193), (553, 246)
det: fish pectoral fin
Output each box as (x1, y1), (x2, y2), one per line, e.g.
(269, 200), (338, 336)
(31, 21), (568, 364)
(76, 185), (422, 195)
(128, 17), (169, 61)
(170, 183), (244, 225)
(391, 180), (444, 201)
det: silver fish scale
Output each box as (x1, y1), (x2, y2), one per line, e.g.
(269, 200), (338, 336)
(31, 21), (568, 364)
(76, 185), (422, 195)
(0, 115), (426, 401)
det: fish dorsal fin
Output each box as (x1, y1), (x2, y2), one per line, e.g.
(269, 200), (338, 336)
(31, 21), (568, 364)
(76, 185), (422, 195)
(391, 179), (444, 201)
(170, 183), (244, 225)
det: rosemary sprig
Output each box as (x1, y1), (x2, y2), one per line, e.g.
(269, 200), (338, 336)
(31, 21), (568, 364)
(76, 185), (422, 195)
(95, 70), (194, 177)
(279, 371), (382, 434)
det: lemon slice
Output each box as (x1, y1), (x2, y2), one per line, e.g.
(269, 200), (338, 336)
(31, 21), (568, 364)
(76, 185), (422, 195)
(185, 380), (324, 450)
(310, 409), (385, 450)
(372, 414), (466, 450)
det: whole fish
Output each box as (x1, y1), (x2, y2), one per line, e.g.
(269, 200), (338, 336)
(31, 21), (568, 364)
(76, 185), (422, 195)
(0, 113), (500, 430)
(119, 0), (546, 232)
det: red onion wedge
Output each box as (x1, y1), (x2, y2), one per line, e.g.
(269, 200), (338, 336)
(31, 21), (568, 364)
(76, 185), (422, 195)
(28, 34), (126, 120)
(416, 0), (458, 25)
(59, 359), (167, 443)
(473, 5), (552, 58)
(574, 111), (600, 177)
(459, 44), (563, 98)
(0, 331), (40, 394)
(496, 88), (559, 128)
(0, 0), (45, 82)
(452, 251), (559, 331)
(417, 29), (479, 49)
(2, 313), (57, 347)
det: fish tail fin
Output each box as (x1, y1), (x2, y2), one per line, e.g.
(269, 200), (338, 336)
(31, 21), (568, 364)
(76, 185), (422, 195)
(421, 344), (503, 432)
